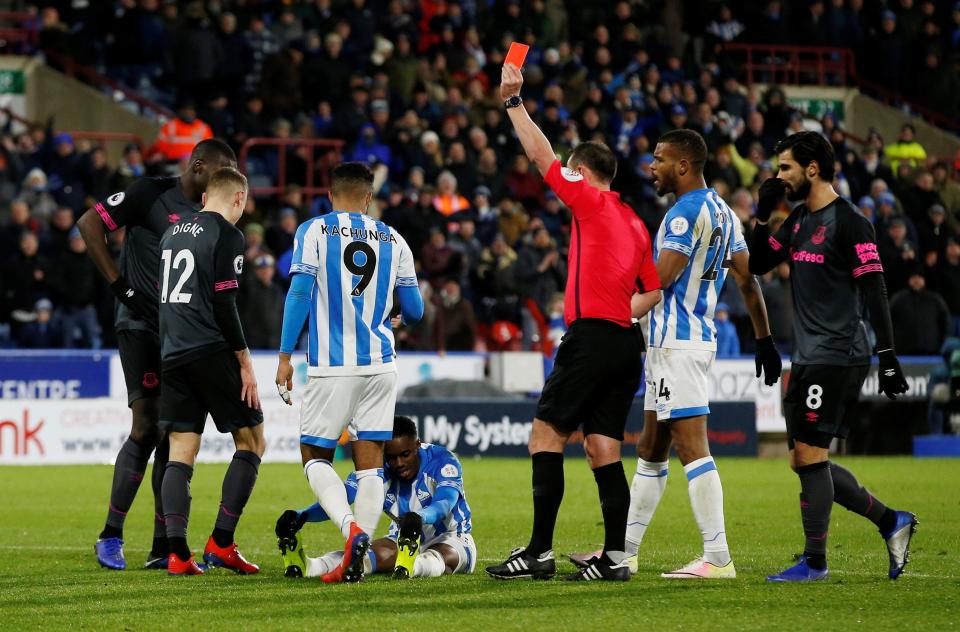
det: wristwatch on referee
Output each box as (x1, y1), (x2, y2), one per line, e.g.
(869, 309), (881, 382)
(504, 95), (523, 109)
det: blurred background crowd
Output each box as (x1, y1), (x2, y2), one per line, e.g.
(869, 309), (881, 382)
(2, 0), (959, 361)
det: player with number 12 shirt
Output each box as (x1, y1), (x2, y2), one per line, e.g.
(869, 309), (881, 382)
(77, 139), (237, 571)
(157, 166), (264, 575)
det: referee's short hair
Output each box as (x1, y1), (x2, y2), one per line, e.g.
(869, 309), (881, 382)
(190, 138), (237, 166)
(569, 141), (618, 184)
(331, 161), (375, 198)
(393, 415), (418, 440)
(658, 129), (708, 172)
(774, 131), (836, 182)
(207, 166), (248, 195)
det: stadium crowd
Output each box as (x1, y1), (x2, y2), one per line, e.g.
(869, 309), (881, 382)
(2, 0), (960, 357)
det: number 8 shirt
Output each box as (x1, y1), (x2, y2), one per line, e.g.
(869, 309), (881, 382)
(289, 212), (417, 377)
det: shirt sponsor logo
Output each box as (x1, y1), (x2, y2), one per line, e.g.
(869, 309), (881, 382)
(811, 225), (827, 245)
(560, 167), (583, 182)
(669, 217), (689, 235)
(107, 192), (125, 206)
(855, 242), (880, 264)
(791, 249), (825, 264)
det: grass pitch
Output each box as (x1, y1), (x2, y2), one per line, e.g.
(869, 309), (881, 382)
(0, 457), (957, 631)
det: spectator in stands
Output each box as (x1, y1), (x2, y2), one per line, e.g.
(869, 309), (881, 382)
(168, 2), (223, 104)
(505, 155), (544, 210)
(265, 207), (297, 257)
(47, 227), (100, 348)
(46, 133), (91, 212)
(46, 206), (75, 257)
(516, 227), (566, 317)
(917, 204), (950, 266)
(349, 123), (391, 170)
(421, 227), (462, 290)
(476, 233), (519, 322)
(474, 147), (506, 203)
(879, 217), (918, 295)
(714, 302), (741, 358)
(239, 254), (284, 350)
(885, 123), (927, 174)
(17, 298), (62, 349)
(20, 168), (57, 224)
(472, 185), (499, 246)
(434, 279), (477, 352)
(152, 99), (213, 162)
(433, 170), (470, 217)
(449, 218), (482, 293)
(890, 269), (951, 355)
(0, 199), (38, 255)
(933, 161), (960, 223)
(933, 238), (960, 335)
(4, 231), (49, 322)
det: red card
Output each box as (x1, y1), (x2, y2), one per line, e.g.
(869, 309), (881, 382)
(505, 42), (529, 68)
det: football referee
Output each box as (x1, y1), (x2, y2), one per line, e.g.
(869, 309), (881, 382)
(486, 63), (662, 582)
(748, 132), (917, 582)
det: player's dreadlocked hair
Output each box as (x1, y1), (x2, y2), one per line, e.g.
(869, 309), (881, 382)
(774, 131), (836, 182)
(393, 416), (418, 440)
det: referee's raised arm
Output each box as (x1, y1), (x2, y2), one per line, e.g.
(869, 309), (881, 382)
(499, 63), (556, 175)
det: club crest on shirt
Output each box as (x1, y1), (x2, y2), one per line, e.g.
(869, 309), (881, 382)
(560, 167), (583, 182)
(234, 255), (244, 274)
(811, 225), (827, 245)
(669, 217), (689, 235)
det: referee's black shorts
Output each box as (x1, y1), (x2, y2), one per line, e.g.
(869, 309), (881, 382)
(159, 349), (263, 435)
(117, 329), (161, 407)
(536, 318), (644, 441)
(783, 363), (869, 449)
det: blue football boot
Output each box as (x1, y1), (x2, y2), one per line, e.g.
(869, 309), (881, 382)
(882, 511), (918, 580)
(766, 556), (829, 582)
(95, 537), (126, 570)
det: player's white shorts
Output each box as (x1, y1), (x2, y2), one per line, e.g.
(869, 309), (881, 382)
(422, 532), (477, 574)
(643, 347), (715, 421)
(300, 372), (397, 448)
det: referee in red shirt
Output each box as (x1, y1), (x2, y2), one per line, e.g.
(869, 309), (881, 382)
(486, 63), (662, 582)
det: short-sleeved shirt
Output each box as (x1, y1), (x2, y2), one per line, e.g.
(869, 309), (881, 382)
(345, 442), (473, 541)
(289, 211), (417, 377)
(649, 188), (748, 350)
(94, 177), (202, 335)
(543, 160), (660, 327)
(158, 211), (246, 368)
(765, 197), (880, 366)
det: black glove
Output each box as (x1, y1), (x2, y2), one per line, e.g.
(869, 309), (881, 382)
(110, 276), (157, 324)
(398, 511), (423, 542)
(754, 335), (782, 386)
(877, 350), (909, 400)
(756, 178), (788, 222)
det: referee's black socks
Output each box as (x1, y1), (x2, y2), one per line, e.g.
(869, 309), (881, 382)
(593, 461), (630, 558)
(527, 451), (564, 556)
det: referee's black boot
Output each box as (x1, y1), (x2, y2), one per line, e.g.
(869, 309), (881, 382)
(563, 553), (631, 581)
(486, 547), (556, 580)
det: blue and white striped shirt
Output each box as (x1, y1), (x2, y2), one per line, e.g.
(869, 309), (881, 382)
(290, 212), (417, 376)
(649, 188), (747, 350)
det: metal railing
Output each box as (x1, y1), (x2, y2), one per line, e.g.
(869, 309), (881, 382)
(723, 43), (959, 133)
(238, 137), (344, 205)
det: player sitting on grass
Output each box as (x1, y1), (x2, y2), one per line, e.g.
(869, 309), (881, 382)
(275, 416), (475, 580)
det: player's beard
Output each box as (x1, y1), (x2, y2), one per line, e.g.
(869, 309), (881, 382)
(655, 173), (673, 196)
(787, 177), (811, 202)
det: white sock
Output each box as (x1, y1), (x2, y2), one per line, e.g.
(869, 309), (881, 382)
(625, 458), (669, 556)
(412, 548), (447, 577)
(684, 456), (731, 567)
(306, 551), (342, 578)
(306, 550), (374, 577)
(354, 468), (385, 537)
(305, 459), (355, 539)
